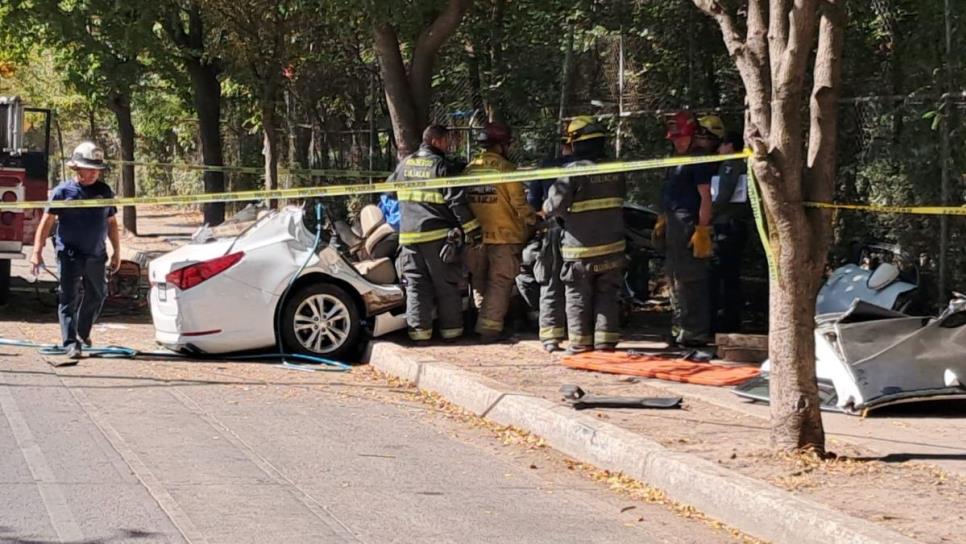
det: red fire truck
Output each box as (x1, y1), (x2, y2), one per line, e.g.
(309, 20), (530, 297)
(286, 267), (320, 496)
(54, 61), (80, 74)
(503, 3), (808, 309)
(0, 96), (52, 304)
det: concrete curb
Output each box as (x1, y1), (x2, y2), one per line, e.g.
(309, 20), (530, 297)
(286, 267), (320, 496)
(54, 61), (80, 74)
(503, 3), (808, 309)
(367, 341), (918, 544)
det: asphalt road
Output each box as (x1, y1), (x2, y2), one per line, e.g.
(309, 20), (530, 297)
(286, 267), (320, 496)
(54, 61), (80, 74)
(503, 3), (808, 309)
(0, 314), (728, 544)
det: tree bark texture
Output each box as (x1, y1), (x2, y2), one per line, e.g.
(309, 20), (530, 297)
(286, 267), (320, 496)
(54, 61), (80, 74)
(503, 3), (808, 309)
(163, 2), (226, 225)
(372, 0), (472, 158)
(373, 23), (422, 158)
(108, 94), (137, 235)
(262, 96), (279, 206)
(694, 0), (846, 451)
(187, 61), (226, 226)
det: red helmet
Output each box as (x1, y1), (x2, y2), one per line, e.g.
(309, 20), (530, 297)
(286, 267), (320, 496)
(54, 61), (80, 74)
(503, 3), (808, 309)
(477, 121), (512, 145)
(665, 111), (697, 139)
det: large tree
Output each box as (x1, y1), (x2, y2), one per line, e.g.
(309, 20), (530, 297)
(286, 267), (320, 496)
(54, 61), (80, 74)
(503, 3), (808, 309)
(204, 0), (315, 198)
(3, 0), (156, 234)
(368, 0), (474, 157)
(693, 0), (846, 450)
(159, 1), (227, 226)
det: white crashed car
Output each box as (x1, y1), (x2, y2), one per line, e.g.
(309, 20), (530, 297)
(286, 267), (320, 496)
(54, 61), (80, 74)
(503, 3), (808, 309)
(149, 206), (406, 359)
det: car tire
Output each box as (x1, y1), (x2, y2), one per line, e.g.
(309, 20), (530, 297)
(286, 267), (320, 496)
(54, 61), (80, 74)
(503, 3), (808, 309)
(280, 282), (361, 361)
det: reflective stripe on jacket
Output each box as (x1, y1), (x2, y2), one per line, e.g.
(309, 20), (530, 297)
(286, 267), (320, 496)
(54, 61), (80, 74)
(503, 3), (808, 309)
(465, 151), (536, 244)
(389, 144), (479, 246)
(543, 159), (625, 261)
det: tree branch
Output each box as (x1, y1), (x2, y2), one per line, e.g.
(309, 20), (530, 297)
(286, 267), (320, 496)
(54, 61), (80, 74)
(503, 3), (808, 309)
(692, 0), (771, 139)
(373, 22), (420, 155)
(769, 0), (790, 80)
(410, 0), (473, 125)
(805, 0), (846, 262)
(776, 0), (819, 92)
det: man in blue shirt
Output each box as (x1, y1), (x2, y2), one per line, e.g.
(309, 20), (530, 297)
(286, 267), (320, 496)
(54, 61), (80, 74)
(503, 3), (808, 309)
(30, 141), (121, 360)
(657, 112), (715, 347)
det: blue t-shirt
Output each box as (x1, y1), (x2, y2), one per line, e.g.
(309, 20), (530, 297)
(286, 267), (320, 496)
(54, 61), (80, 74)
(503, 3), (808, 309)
(47, 180), (117, 257)
(378, 193), (400, 231)
(661, 157), (715, 218)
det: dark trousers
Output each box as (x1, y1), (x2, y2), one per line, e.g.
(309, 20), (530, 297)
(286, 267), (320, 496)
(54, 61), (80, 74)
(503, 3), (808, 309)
(399, 239), (464, 341)
(536, 226), (566, 344)
(58, 252), (107, 347)
(666, 210), (711, 344)
(561, 255), (624, 349)
(710, 220), (748, 333)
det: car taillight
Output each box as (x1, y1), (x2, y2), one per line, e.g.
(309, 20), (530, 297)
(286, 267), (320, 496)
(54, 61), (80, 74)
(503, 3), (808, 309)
(165, 252), (244, 291)
(0, 212), (15, 225)
(1, 191), (17, 202)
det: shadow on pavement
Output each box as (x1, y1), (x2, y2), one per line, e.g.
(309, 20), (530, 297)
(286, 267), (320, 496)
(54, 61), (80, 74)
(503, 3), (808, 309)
(0, 527), (164, 544)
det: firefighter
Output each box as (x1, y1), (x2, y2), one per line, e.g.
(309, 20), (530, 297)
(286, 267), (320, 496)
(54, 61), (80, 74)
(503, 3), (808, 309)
(657, 111), (714, 347)
(710, 130), (750, 332)
(464, 122), (536, 339)
(543, 117), (625, 353)
(29, 141), (121, 360)
(528, 137), (573, 352)
(390, 125), (480, 343)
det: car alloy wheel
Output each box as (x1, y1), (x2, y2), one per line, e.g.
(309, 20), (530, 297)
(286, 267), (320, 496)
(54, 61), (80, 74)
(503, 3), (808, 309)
(281, 282), (362, 360)
(293, 293), (352, 353)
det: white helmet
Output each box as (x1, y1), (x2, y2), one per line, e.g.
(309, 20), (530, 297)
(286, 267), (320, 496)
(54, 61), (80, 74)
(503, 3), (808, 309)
(66, 141), (106, 170)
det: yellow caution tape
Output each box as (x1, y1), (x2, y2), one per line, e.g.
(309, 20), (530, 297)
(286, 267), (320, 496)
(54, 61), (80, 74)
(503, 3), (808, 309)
(802, 202), (966, 216)
(745, 156), (778, 282)
(2, 151), (751, 210)
(104, 159), (391, 179)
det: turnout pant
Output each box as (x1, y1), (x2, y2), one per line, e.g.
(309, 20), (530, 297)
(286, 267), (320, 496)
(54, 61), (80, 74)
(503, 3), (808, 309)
(666, 210), (711, 344)
(710, 219), (748, 333)
(516, 239), (540, 314)
(58, 251), (107, 348)
(560, 254), (624, 350)
(399, 239), (464, 341)
(466, 243), (523, 335)
(536, 226), (566, 345)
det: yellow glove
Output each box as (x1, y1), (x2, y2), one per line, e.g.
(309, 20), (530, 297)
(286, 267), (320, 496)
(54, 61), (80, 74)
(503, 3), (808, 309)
(651, 214), (667, 250)
(689, 225), (713, 259)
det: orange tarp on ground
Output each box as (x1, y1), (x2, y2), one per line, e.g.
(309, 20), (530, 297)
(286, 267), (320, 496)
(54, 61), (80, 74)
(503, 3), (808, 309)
(562, 351), (760, 387)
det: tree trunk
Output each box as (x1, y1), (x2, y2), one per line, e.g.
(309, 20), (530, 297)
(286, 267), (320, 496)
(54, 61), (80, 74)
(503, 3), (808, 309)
(186, 60), (225, 226)
(557, 24), (576, 154)
(763, 194), (826, 450)
(464, 39), (487, 123)
(373, 24), (422, 158)
(372, 0), (473, 158)
(262, 97), (279, 206)
(108, 94), (137, 235)
(694, 0), (846, 452)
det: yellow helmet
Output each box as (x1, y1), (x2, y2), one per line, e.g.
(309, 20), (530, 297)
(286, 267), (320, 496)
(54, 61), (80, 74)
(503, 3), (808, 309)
(697, 114), (726, 139)
(566, 116), (607, 143)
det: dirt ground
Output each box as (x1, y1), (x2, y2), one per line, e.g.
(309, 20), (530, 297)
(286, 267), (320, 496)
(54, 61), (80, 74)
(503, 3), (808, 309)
(392, 335), (966, 544)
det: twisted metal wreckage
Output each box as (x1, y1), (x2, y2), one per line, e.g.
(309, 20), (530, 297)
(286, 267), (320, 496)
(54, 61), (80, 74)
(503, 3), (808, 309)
(737, 254), (966, 414)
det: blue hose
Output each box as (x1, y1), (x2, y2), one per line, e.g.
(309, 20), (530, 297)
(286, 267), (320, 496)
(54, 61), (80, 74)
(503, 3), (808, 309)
(0, 337), (350, 368)
(0, 338), (138, 358)
(270, 203), (351, 372)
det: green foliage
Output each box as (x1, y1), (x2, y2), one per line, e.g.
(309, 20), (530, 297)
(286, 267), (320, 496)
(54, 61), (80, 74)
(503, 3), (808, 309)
(1, 0), (962, 287)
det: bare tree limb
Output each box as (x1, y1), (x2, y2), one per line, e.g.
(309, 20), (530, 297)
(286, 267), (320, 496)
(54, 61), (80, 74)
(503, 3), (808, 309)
(776, 0), (819, 92)
(693, 0), (771, 141)
(805, 0), (846, 263)
(410, 0), (473, 125)
(373, 23), (421, 155)
(769, 0), (790, 80)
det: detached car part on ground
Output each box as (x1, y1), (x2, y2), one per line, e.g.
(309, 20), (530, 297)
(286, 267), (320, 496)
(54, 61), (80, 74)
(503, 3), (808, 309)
(149, 206), (407, 360)
(736, 247), (966, 414)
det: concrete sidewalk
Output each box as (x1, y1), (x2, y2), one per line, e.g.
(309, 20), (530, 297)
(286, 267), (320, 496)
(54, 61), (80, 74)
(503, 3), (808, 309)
(368, 339), (965, 544)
